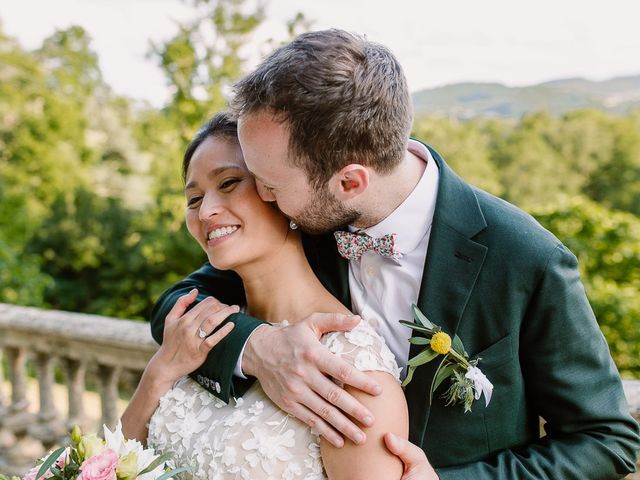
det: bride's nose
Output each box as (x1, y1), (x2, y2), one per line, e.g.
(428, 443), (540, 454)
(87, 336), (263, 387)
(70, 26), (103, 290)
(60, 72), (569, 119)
(198, 191), (225, 221)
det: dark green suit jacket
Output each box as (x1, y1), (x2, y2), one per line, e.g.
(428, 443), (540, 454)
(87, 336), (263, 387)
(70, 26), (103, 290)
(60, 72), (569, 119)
(150, 144), (639, 478)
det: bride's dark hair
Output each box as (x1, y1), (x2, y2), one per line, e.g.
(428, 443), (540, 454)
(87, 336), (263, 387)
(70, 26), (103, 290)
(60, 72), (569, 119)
(182, 112), (239, 182)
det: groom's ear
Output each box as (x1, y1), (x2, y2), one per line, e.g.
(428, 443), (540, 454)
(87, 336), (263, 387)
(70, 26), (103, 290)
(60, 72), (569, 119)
(330, 164), (369, 200)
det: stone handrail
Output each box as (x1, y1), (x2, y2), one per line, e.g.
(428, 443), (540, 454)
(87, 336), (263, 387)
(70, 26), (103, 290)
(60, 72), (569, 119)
(0, 303), (638, 476)
(0, 303), (158, 475)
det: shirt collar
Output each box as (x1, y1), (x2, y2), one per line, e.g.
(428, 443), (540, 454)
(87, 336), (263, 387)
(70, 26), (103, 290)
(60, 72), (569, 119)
(351, 140), (439, 257)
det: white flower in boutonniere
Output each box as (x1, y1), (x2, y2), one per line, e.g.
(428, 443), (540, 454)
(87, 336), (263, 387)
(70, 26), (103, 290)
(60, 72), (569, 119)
(401, 305), (494, 413)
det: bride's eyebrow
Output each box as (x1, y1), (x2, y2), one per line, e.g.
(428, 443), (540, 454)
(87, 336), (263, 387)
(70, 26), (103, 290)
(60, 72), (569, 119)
(184, 165), (243, 191)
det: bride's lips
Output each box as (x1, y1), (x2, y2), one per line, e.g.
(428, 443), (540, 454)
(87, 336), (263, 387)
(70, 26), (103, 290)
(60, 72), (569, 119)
(206, 224), (240, 247)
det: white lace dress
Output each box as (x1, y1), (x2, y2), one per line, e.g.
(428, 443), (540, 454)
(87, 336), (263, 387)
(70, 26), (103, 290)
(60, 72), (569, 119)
(147, 320), (401, 480)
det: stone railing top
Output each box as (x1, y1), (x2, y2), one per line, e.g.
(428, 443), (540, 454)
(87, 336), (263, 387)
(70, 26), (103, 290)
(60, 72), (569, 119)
(0, 302), (639, 412)
(0, 303), (158, 370)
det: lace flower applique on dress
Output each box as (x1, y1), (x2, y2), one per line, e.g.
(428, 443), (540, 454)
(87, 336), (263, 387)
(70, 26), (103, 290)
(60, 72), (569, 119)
(147, 317), (401, 479)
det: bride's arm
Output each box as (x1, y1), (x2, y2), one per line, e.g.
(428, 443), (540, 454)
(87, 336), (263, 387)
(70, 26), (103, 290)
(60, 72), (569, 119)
(320, 371), (408, 480)
(121, 290), (237, 444)
(120, 363), (177, 445)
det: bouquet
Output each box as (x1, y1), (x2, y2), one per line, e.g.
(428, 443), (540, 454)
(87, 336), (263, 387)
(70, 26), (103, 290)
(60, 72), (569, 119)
(9, 423), (186, 480)
(402, 305), (493, 412)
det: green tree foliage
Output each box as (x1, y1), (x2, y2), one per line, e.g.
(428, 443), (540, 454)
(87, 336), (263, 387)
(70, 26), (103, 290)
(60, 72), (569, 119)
(412, 117), (505, 196)
(150, 0), (265, 140)
(532, 197), (640, 377)
(0, 8), (637, 376)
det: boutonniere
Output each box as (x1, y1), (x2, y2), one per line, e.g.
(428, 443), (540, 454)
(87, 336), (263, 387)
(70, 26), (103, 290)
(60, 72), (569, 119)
(401, 305), (493, 412)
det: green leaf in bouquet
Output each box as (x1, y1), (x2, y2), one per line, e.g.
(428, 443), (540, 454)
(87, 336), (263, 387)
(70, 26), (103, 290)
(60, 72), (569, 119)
(64, 462), (80, 478)
(49, 465), (62, 478)
(156, 466), (190, 480)
(452, 333), (467, 357)
(429, 357), (456, 404)
(35, 447), (66, 480)
(399, 320), (434, 334)
(412, 304), (435, 329)
(70, 448), (81, 467)
(407, 347), (439, 368)
(408, 336), (429, 345)
(138, 452), (174, 476)
(402, 365), (417, 387)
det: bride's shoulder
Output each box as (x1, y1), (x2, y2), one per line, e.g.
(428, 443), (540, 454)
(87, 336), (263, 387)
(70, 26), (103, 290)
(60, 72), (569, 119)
(321, 319), (401, 381)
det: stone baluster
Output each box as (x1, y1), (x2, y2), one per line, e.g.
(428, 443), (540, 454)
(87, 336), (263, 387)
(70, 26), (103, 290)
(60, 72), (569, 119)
(28, 353), (66, 447)
(4, 347), (29, 418)
(0, 348), (7, 412)
(0, 347), (42, 473)
(98, 364), (121, 430)
(34, 352), (58, 422)
(63, 358), (87, 430)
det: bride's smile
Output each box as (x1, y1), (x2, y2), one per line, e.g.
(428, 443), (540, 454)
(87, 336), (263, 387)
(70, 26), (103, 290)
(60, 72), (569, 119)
(184, 135), (289, 272)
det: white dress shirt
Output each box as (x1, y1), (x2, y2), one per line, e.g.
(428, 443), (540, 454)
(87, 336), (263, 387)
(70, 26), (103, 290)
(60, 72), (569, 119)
(235, 140), (439, 378)
(348, 140), (439, 374)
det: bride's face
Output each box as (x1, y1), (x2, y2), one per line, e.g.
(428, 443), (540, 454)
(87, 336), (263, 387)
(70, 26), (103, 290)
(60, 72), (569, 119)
(184, 135), (289, 271)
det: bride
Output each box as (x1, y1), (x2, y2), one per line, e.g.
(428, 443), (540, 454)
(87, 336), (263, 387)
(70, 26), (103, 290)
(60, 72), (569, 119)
(120, 112), (409, 479)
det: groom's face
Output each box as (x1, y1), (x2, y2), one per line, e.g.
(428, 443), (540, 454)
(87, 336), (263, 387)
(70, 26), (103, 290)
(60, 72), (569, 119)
(238, 111), (360, 234)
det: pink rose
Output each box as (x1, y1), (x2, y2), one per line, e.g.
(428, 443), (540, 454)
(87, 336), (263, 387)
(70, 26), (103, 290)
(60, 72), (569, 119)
(77, 449), (118, 480)
(23, 448), (69, 480)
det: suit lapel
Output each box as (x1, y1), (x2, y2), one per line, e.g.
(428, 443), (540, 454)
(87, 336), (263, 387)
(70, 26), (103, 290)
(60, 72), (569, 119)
(405, 145), (488, 446)
(304, 233), (352, 309)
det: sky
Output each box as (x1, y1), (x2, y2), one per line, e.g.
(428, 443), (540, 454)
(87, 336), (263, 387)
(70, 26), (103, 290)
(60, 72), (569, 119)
(1, 0), (639, 106)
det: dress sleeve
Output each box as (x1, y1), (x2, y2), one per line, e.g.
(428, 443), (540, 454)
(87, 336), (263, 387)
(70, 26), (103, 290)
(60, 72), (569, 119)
(320, 319), (402, 382)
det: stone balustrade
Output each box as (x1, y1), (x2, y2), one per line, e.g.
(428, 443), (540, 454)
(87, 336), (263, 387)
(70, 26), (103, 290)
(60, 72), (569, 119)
(0, 302), (639, 477)
(0, 303), (158, 475)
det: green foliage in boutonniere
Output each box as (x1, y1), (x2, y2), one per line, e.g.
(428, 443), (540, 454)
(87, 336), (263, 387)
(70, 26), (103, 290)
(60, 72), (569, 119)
(401, 305), (493, 412)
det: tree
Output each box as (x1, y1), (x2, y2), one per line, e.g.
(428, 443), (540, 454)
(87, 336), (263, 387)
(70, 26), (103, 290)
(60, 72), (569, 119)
(150, 0), (265, 141)
(412, 116), (504, 196)
(584, 112), (640, 215)
(533, 196), (640, 377)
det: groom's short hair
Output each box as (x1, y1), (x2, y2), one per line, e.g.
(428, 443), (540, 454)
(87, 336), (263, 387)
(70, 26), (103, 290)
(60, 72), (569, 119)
(230, 29), (413, 188)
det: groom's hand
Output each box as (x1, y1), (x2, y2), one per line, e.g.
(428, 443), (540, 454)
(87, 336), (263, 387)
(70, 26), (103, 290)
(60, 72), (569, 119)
(384, 433), (439, 480)
(242, 312), (382, 448)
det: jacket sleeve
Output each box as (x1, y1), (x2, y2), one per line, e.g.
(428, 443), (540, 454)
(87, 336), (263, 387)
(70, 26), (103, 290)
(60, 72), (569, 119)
(149, 262), (265, 402)
(437, 244), (640, 479)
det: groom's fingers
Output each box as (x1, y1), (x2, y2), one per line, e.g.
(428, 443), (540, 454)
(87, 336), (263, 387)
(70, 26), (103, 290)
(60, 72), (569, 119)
(307, 312), (361, 336)
(316, 348), (383, 398)
(313, 355), (378, 426)
(384, 433), (437, 480)
(292, 403), (345, 448)
(306, 370), (371, 444)
(305, 314), (382, 398)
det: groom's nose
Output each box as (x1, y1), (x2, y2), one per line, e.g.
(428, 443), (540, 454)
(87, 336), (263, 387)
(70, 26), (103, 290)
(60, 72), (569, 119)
(256, 180), (276, 202)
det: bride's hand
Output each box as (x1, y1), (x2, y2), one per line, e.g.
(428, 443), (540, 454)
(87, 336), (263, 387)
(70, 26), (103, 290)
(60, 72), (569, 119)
(147, 289), (237, 383)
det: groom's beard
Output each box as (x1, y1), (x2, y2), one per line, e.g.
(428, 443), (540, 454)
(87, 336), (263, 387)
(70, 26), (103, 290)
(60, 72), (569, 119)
(290, 185), (360, 235)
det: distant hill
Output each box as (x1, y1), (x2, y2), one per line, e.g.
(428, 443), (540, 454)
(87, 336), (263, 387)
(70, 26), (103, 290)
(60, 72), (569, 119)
(411, 75), (640, 118)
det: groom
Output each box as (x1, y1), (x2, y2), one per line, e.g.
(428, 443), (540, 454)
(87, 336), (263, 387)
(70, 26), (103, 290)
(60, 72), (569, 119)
(150, 29), (639, 478)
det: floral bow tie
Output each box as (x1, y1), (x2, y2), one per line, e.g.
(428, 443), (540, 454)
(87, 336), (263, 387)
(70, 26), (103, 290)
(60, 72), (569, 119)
(334, 231), (401, 260)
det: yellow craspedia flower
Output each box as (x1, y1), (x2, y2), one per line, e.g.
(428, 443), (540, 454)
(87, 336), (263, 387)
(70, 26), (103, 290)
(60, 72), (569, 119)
(430, 332), (452, 355)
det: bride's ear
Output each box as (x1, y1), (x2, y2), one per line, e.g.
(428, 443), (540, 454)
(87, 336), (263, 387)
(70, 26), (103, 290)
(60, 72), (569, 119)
(329, 164), (369, 200)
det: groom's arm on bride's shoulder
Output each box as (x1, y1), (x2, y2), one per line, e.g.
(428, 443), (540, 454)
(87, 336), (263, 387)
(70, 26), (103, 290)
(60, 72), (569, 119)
(436, 244), (640, 480)
(149, 262), (266, 402)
